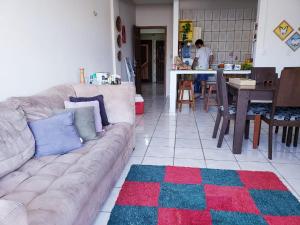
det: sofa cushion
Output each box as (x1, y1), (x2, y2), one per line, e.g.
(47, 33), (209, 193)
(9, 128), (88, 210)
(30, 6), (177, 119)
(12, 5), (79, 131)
(67, 107), (98, 142)
(9, 85), (75, 122)
(70, 95), (110, 127)
(0, 123), (133, 225)
(0, 102), (35, 178)
(28, 111), (83, 158)
(72, 84), (136, 125)
(64, 101), (102, 132)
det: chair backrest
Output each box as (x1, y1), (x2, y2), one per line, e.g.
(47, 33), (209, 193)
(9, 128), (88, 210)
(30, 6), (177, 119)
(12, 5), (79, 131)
(250, 67), (277, 85)
(274, 68), (300, 107)
(216, 70), (229, 116)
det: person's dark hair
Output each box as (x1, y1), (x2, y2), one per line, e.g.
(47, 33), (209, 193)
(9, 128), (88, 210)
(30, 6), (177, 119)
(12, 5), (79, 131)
(195, 39), (204, 46)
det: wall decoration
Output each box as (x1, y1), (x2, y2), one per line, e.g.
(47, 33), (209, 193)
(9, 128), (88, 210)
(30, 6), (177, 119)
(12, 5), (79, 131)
(117, 34), (122, 48)
(273, 20), (294, 41)
(122, 26), (126, 43)
(116, 16), (122, 32)
(286, 32), (300, 52)
(117, 51), (122, 61)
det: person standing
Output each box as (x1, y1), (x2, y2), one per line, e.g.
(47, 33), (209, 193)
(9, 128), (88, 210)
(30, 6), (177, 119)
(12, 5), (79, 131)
(192, 39), (214, 98)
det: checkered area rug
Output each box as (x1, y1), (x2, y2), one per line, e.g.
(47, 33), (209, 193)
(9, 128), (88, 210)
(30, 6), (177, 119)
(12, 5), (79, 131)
(108, 165), (300, 225)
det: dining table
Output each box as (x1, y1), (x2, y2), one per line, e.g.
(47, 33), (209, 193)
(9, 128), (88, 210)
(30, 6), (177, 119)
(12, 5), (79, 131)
(227, 83), (276, 154)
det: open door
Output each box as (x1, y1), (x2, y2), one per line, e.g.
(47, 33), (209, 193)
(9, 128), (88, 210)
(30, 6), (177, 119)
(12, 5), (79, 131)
(134, 26), (142, 94)
(156, 40), (165, 83)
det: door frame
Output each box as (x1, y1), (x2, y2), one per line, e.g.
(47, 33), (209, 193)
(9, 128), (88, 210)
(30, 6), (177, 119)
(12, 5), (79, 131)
(136, 26), (167, 96)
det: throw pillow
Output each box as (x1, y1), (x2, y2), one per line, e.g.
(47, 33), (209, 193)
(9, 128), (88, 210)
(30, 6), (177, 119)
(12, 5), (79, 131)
(56, 107), (97, 142)
(64, 101), (102, 132)
(69, 95), (110, 126)
(28, 111), (82, 158)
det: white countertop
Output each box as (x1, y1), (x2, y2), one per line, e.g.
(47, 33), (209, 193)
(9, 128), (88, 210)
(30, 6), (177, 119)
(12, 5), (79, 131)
(171, 70), (251, 75)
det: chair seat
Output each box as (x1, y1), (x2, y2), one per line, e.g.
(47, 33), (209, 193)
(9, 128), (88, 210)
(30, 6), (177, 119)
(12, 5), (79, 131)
(265, 107), (300, 121)
(220, 103), (271, 116)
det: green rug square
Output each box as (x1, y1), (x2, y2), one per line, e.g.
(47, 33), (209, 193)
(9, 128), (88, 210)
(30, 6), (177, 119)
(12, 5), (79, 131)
(250, 190), (300, 216)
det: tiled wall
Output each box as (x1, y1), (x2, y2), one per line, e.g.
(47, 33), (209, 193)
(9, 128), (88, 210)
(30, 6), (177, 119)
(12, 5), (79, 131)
(180, 8), (257, 64)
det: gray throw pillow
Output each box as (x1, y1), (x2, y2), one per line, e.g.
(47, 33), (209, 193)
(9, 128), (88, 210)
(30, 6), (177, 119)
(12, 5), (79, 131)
(71, 107), (98, 142)
(55, 107), (98, 142)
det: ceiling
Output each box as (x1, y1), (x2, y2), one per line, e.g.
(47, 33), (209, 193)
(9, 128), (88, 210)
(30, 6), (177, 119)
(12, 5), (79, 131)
(132, 0), (173, 5)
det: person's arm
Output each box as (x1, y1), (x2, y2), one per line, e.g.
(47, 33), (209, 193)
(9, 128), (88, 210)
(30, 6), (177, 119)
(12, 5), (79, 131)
(192, 57), (198, 70)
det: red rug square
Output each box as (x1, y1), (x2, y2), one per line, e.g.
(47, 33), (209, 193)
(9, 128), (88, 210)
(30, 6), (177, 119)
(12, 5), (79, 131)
(264, 216), (300, 225)
(205, 184), (260, 214)
(239, 171), (288, 191)
(164, 166), (202, 184)
(158, 208), (212, 225)
(116, 181), (160, 207)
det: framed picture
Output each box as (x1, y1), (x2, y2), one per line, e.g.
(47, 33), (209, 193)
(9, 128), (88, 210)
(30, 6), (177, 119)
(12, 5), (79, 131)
(274, 20), (294, 41)
(286, 32), (300, 52)
(122, 26), (126, 43)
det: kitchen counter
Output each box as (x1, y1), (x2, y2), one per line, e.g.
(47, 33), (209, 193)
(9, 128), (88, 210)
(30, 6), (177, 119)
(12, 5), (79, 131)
(169, 69), (251, 113)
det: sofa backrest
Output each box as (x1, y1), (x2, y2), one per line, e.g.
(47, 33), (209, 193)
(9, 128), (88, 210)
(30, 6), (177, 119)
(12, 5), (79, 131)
(0, 102), (35, 178)
(8, 85), (76, 122)
(72, 83), (136, 125)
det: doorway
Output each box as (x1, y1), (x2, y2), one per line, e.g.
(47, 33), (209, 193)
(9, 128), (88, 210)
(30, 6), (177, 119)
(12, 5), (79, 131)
(134, 27), (167, 97)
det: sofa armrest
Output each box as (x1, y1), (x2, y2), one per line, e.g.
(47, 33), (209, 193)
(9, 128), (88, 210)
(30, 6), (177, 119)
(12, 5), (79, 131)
(72, 83), (136, 125)
(0, 200), (28, 225)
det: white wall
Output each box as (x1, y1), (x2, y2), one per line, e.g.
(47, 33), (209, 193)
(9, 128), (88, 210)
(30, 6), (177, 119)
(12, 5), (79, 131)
(0, 0), (115, 100)
(119, 0), (136, 81)
(180, 0), (258, 9)
(136, 4), (173, 95)
(254, 0), (300, 73)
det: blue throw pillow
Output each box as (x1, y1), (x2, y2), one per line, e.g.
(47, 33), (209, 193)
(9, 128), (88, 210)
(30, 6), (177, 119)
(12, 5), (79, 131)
(29, 111), (82, 157)
(69, 95), (110, 126)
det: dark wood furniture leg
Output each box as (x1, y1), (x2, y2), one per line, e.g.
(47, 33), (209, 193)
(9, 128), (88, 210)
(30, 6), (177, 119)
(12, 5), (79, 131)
(232, 91), (249, 154)
(275, 126), (279, 134)
(282, 127), (287, 143)
(245, 120), (250, 139)
(294, 127), (299, 147)
(253, 115), (261, 149)
(268, 124), (273, 160)
(225, 120), (230, 135)
(286, 127), (293, 147)
(218, 118), (229, 148)
(213, 111), (221, 138)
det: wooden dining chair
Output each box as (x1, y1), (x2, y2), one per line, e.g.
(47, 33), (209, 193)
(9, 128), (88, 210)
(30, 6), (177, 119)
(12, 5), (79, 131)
(262, 68), (300, 159)
(249, 67), (278, 148)
(212, 70), (268, 148)
(250, 67), (277, 85)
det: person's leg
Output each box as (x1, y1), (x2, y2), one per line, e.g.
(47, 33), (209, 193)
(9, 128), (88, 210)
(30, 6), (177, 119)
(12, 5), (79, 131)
(201, 80), (206, 98)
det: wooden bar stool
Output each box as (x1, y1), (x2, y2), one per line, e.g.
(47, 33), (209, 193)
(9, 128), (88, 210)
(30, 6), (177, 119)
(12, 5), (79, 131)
(204, 82), (217, 112)
(177, 80), (195, 112)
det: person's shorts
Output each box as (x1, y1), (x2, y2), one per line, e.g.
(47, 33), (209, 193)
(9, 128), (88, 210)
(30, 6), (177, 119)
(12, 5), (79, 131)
(196, 74), (209, 81)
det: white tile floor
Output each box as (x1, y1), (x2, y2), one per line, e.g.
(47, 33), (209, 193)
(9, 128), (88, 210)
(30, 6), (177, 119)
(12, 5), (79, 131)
(94, 83), (300, 225)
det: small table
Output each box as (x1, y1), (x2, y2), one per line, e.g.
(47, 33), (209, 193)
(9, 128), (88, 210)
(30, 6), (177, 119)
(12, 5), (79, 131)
(227, 83), (275, 154)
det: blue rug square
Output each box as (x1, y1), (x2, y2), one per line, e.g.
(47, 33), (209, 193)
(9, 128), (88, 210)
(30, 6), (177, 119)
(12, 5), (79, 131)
(159, 183), (206, 210)
(250, 190), (300, 216)
(126, 165), (165, 182)
(201, 168), (243, 186)
(108, 206), (157, 225)
(211, 210), (268, 225)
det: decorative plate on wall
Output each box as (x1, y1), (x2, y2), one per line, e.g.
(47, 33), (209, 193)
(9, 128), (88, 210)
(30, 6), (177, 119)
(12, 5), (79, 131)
(117, 34), (122, 48)
(116, 16), (122, 32)
(274, 20), (294, 41)
(286, 32), (300, 52)
(117, 51), (122, 61)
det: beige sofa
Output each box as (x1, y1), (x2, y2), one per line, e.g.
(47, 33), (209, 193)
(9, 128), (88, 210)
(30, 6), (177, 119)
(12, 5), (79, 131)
(0, 83), (136, 225)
